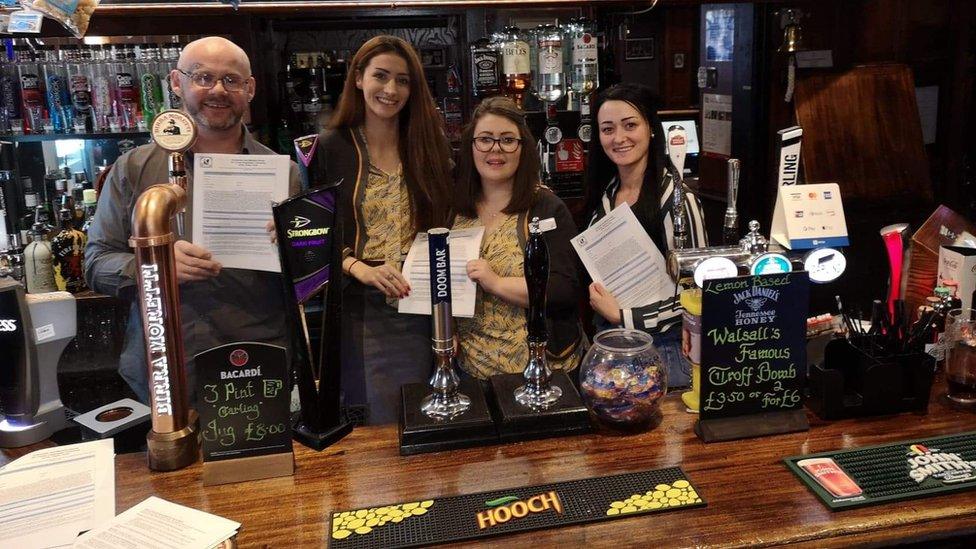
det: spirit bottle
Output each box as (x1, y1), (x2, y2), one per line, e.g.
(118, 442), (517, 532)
(501, 26), (531, 108)
(17, 49), (45, 134)
(469, 38), (501, 98)
(24, 209), (56, 293)
(67, 47), (94, 133)
(569, 17), (600, 95)
(50, 203), (87, 293)
(535, 25), (565, 104)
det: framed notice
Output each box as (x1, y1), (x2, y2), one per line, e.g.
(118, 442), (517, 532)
(696, 273), (810, 442)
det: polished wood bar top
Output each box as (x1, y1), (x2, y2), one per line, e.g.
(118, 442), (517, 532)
(5, 379), (976, 547)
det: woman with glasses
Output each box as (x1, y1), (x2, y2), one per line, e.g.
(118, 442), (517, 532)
(584, 83), (707, 388)
(307, 36), (453, 424)
(452, 97), (583, 379)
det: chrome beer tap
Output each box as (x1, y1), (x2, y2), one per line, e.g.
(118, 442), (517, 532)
(666, 125), (690, 250)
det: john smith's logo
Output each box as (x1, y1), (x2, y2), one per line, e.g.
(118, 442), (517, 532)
(229, 349), (249, 367)
(907, 444), (976, 486)
(290, 216), (311, 229)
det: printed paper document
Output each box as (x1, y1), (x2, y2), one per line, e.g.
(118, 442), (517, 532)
(398, 227), (485, 318)
(192, 153), (290, 272)
(74, 496), (240, 549)
(571, 203), (670, 309)
(0, 439), (115, 549)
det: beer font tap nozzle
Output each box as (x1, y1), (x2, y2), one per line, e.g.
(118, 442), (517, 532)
(723, 158), (741, 245)
(514, 217), (562, 410)
(666, 125), (690, 250)
(421, 228), (471, 421)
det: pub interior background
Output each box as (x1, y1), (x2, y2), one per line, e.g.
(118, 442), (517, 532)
(0, 0), (973, 417)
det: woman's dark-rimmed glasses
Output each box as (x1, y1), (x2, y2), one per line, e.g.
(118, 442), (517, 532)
(472, 136), (522, 153)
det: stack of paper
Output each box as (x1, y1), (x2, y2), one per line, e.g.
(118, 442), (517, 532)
(0, 439), (115, 549)
(398, 226), (485, 318)
(74, 497), (240, 549)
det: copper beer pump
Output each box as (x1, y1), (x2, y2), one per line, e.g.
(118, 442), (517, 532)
(129, 110), (200, 471)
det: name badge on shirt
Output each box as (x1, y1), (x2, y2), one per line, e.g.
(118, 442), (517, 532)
(538, 217), (557, 233)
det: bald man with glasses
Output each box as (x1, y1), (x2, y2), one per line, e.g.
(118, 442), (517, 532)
(85, 37), (300, 404)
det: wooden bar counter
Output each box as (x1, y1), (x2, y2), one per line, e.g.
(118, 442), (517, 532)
(6, 379), (976, 547)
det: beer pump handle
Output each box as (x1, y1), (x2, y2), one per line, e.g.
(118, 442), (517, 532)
(666, 125), (690, 250)
(524, 218), (549, 342)
(723, 158), (741, 245)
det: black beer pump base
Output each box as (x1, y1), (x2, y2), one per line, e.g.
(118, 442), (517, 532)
(398, 378), (497, 456)
(292, 418), (353, 451)
(488, 371), (592, 443)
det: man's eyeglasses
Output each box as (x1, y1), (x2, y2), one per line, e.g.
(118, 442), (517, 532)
(176, 69), (248, 92)
(473, 136), (522, 153)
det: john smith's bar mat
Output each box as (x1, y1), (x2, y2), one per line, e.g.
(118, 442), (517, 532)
(328, 467), (705, 548)
(785, 430), (976, 510)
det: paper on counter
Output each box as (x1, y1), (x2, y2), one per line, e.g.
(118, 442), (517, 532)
(398, 227), (484, 318)
(0, 439), (115, 549)
(192, 153), (290, 273)
(571, 203), (670, 309)
(73, 496), (240, 549)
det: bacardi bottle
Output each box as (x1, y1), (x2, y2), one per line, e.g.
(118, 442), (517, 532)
(569, 17), (600, 95)
(501, 26), (531, 108)
(535, 25), (565, 104)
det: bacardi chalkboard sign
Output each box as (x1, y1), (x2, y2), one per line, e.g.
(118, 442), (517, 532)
(696, 273), (810, 442)
(195, 342), (293, 484)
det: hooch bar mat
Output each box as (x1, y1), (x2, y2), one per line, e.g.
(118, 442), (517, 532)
(327, 467), (705, 548)
(785, 431), (976, 510)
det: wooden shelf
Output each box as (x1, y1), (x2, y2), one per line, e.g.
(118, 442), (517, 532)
(0, 131), (150, 143)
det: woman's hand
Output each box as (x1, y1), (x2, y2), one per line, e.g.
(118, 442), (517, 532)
(351, 262), (410, 298)
(589, 282), (622, 325)
(466, 258), (500, 294)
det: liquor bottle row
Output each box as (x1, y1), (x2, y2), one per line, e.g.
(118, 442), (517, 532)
(276, 51), (348, 146)
(470, 18), (600, 110)
(0, 40), (184, 136)
(1, 168), (96, 294)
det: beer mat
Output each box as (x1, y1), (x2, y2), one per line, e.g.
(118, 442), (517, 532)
(327, 467), (704, 548)
(785, 430), (976, 510)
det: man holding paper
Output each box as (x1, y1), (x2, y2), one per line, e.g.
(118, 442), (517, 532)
(84, 37), (300, 403)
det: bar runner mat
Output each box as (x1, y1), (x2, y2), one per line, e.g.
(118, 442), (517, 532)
(784, 430), (976, 510)
(328, 467), (704, 548)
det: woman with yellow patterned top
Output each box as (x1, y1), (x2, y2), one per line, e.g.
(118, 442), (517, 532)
(453, 97), (584, 379)
(310, 36), (453, 424)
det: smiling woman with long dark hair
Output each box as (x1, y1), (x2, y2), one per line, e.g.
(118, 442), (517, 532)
(584, 83), (708, 388)
(309, 35), (453, 424)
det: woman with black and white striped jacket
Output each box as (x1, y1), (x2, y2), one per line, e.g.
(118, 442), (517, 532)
(584, 83), (708, 387)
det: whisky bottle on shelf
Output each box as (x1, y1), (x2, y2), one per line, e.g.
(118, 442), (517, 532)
(501, 26), (531, 108)
(470, 38), (501, 98)
(24, 209), (56, 294)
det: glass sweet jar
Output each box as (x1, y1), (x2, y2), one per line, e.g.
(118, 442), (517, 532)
(579, 329), (668, 429)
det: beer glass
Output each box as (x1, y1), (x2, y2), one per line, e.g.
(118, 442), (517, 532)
(945, 308), (976, 407)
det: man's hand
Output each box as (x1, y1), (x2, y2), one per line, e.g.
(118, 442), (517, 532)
(174, 240), (221, 283)
(466, 258), (500, 294)
(589, 282), (622, 325)
(266, 220), (277, 244)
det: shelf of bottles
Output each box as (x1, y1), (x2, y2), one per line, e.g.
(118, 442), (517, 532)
(0, 36), (186, 139)
(470, 17), (599, 200)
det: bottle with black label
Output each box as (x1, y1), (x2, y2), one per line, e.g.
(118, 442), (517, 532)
(51, 202), (87, 293)
(469, 38), (501, 98)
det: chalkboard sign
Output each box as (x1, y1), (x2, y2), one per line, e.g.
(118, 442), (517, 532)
(699, 272), (809, 421)
(195, 342), (292, 462)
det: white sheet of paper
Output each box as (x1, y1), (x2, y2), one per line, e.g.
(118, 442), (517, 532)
(571, 203), (670, 309)
(192, 153), (290, 272)
(0, 439), (115, 549)
(73, 496), (240, 549)
(398, 227), (485, 318)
